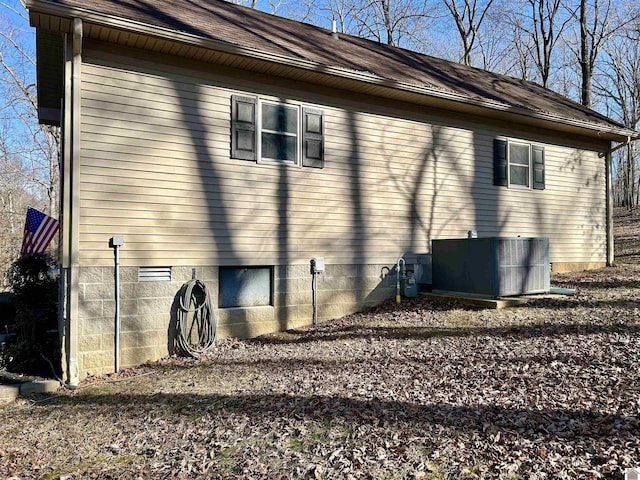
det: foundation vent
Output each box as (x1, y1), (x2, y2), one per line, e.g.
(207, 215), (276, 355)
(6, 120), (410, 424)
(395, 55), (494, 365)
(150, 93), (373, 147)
(138, 266), (172, 282)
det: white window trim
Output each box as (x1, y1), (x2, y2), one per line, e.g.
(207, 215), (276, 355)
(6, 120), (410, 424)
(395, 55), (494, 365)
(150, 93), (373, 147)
(507, 140), (532, 189)
(257, 99), (302, 166)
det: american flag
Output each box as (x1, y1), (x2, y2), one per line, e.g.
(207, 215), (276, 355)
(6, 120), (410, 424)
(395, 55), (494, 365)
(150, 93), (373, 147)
(21, 207), (60, 256)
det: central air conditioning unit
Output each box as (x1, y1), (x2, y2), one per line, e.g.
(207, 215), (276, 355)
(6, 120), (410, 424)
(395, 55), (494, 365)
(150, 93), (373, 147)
(432, 237), (550, 297)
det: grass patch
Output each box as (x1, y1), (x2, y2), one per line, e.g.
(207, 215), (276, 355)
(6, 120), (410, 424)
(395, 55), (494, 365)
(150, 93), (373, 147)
(40, 454), (137, 480)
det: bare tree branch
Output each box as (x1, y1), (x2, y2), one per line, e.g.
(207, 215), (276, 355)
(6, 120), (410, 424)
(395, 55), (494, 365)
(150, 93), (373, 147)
(443, 0), (495, 66)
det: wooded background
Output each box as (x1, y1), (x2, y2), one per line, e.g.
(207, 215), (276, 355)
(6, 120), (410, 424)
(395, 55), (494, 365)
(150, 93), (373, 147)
(0, 0), (638, 288)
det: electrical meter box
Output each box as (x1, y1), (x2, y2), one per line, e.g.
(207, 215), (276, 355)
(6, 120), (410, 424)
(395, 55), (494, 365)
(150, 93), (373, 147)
(109, 236), (124, 247)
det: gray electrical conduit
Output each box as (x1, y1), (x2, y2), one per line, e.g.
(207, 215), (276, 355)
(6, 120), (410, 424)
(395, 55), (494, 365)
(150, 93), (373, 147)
(175, 279), (216, 357)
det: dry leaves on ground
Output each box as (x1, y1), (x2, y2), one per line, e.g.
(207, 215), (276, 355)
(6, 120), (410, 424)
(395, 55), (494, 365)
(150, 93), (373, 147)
(1, 264), (640, 479)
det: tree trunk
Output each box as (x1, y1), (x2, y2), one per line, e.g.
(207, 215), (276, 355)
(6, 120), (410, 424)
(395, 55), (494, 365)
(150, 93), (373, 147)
(579, 0), (592, 107)
(382, 0), (394, 45)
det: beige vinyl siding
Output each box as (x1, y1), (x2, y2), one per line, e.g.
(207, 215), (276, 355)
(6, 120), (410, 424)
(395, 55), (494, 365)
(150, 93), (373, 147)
(78, 50), (607, 267)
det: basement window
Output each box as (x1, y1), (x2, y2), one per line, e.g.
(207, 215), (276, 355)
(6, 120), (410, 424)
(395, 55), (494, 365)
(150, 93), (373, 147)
(219, 267), (272, 308)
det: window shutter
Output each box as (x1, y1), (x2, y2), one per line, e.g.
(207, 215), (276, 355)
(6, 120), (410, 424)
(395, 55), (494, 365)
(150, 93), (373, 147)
(532, 146), (545, 190)
(493, 139), (507, 186)
(231, 95), (257, 161)
(302, 108), (324, 168)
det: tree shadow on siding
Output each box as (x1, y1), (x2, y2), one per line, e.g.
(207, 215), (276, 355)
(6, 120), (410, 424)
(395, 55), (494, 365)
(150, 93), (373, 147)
(415, 126), (458, 251)
(471, 132), (508, 240)
(167, 293), (180, 355)
(276, 101), (291, 332)
(384, 124), (465, 255)
(170, 82), (242, 266)
(164, 77), (244, 349)
(346, 110), (367, 306)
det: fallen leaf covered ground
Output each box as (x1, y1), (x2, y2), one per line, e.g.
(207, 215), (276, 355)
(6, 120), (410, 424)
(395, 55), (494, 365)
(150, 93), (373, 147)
(1, 210), (639, 479)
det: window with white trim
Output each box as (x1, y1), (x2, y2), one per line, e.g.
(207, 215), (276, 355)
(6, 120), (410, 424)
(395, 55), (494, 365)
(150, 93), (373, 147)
(231, 95), (324, 168)
(494, 138), (545, 190)
(509, 142), (531, 187)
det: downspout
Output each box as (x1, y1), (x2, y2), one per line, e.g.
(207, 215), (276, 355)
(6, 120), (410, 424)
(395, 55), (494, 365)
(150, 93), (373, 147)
(606, 150), (613, 266)
(64, 18), (82, 387)
(600, 136), (632, 267)
(60, 44), (71, 385)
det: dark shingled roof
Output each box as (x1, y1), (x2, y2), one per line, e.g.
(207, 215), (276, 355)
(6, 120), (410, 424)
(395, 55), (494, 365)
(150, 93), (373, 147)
(30, 0), (634, 136)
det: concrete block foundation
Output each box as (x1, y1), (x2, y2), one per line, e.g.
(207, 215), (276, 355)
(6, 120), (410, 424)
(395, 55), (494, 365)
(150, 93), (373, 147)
(73, 262), (396, 378)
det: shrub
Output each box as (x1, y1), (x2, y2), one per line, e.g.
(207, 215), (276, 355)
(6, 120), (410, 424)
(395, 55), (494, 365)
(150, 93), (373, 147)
(1, 253), (60, 377)
(0, 292), (15, 333)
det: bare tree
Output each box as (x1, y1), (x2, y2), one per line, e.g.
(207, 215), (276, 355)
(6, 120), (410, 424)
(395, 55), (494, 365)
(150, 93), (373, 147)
(596, 20), (640, 208)
(0, 4), (59, 217)
(578, 0), (604, 106)
(0, 2), (60, 276)
(300, 0), (436, 50)
(510, 18), (537, 80)
(0, 136), (41, 286)
(442, 0), (495, 66)
(506, 0), (574, 88)
(570, 0), (640, 107)
(351, 0), (437, 47)
(322, 0), (359, 32)
(227, 0), (258, 8)
(473, 7), (516, 72)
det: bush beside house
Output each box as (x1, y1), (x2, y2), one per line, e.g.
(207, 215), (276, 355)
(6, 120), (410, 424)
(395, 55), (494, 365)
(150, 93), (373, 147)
(0, 253), (60, 377)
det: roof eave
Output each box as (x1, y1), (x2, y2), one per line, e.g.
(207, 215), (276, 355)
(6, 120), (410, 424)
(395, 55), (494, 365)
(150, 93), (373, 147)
(27, 0), (638, 142)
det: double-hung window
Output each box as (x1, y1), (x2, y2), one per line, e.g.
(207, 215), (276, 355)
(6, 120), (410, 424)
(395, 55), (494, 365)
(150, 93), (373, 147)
(260, 101), (298, 164)
(231, 95), (324, 168)
(508, 142), (531, 187)
(494, 138), (544, 190)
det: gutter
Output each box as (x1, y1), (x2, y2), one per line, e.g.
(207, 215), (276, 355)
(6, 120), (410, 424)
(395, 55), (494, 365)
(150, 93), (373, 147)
(26, 0), (637, 141)
(598, 135), (635, 158)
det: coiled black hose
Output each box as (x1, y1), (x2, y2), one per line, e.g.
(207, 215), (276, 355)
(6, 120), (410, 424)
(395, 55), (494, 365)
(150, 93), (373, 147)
(175, 279), (216, 357)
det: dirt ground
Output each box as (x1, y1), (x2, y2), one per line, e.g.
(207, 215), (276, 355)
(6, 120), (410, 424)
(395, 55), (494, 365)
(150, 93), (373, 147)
(1, 210), (639, 479)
